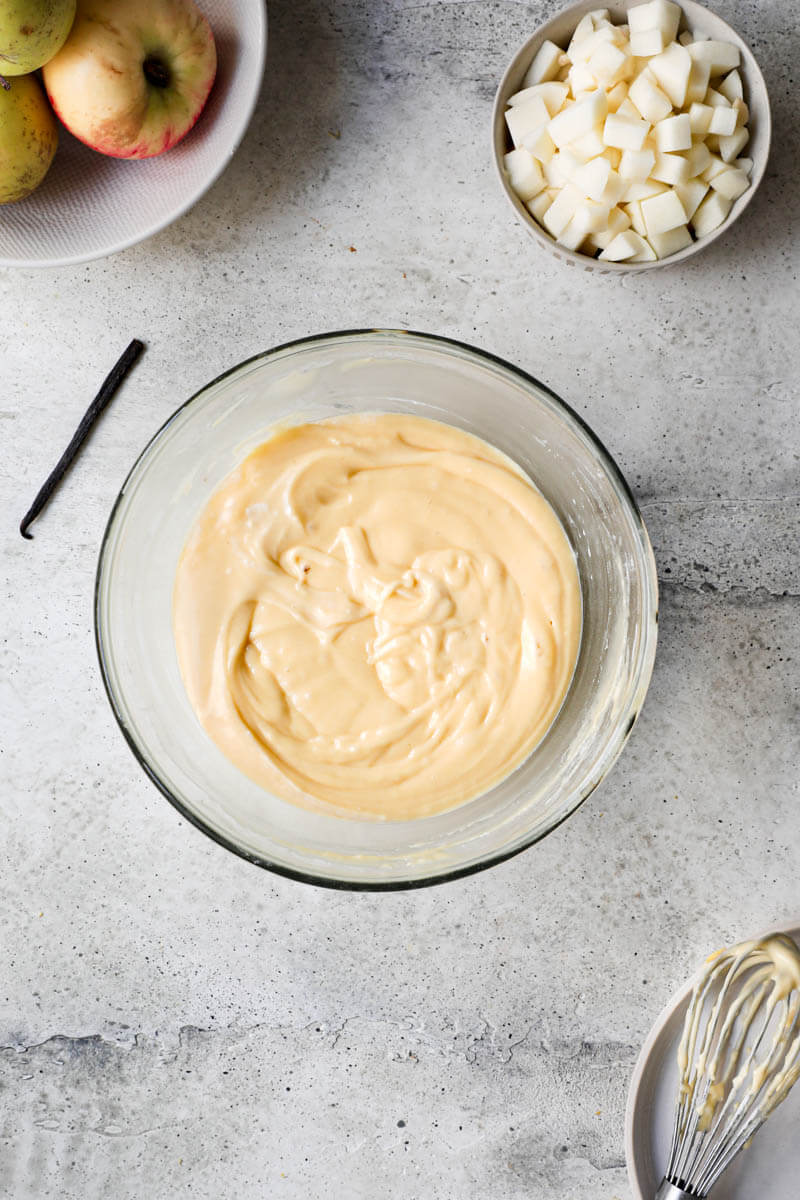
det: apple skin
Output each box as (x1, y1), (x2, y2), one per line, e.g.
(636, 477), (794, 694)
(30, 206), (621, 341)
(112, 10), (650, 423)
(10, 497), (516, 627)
(0, 74), (58, 203)
(42, 0), (216, 159)
(0, 0), (76, 75)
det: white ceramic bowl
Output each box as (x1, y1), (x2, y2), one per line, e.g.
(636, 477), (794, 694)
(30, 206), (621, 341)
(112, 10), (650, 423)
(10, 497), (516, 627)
(95, 330), (658, 889)
(492, 0), (771, 273)
(626, 922), (800, 1199)
(0, 0), (267, 269)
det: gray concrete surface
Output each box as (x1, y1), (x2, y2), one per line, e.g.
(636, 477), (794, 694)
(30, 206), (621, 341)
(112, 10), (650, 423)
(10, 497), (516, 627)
(1, 0), (799, 1196)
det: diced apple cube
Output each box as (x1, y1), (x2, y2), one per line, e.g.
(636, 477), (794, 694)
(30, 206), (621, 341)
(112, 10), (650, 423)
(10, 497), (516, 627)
(508, 86), (536, 107)
(522, 122), (556, 163)
(599, 229), (655, 261)
(573, 155), (611, 200)
(617, 97), (643, 120)
(584, 204), (633, 250)
(548, 91), (608, 147)
(682, 141), (712, 177)
(568, 62), (599, 95)
(701, 153), (727, 181)
(573, 199), (613, 234)
(588, 41), (631, 86)
(678, 30), (692, 46)
(570, 26), (621, 63)
(603, 112), (651, 150)
(585, 207), (633, 251)
(607, 81), (629, 112)
(691, 189), (732, 236)
(556, 148), (585, 182)
(570, 125), (608, 161)
(687, 39), (740, 75)
(709, 167), (750, 200)
(705, 87), (727, 107)
(674, 177), (709, 220)
(719, 126), (749, 162)
(648, 41), (691, 106)
(733, 97), (749, 128)
(606, 204), (632, 236)
(522, 40), (564, 87)
(640, 187), (688, 235)
(651, 152), (690, 185)
(543, 155), (568, 188)
(568, 14), (597, 56)
(505, 95), (551, 147)
(688, 102), (714, 135)
(655, 113), (692, 151)
(504, 149), (546, 200)
(618, 148), (657, 180)
(597, 230), (638, 260)
(556, 215), (591, 250)
(527, 189), (557, 224)
(542, 184), (585, 236)
(508, 82), (570, 115)
(685, 56), (711, 103)
(630, 236), (658, 261)
(621, 176), (667, 202)
(629, 71), (673, 122)
(628, 0), (681, 41)
(599, 169), (626, 206)
(735, 156), (753, 174)
(648, 223), (693, 257)
(708, 105), (737, 136)
(624, 198), (647, 234)
(719, 69), (743, 101)
(630, 28), (668, 56)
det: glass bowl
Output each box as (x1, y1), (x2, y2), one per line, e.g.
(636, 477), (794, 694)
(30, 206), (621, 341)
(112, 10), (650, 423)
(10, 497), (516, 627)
(95, 330), (658, 889)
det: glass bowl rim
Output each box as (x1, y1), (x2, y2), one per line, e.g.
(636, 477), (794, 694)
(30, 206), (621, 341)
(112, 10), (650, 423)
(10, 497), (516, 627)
(94, 327), (659, 891)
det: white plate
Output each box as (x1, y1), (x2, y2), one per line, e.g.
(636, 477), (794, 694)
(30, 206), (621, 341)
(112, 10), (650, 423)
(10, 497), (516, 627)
(0, 0), (266, 269)
(626, 924), (800, 1199)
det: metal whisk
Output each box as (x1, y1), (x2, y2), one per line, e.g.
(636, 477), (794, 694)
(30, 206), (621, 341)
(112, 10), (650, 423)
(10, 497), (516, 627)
(657, 933), (800, 1199)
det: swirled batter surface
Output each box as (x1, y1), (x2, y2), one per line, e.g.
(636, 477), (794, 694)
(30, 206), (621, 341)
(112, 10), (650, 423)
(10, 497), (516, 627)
(173, 414), (581, 819)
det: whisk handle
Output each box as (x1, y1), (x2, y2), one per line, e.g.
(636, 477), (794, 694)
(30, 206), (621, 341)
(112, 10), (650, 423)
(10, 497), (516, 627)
(655, 1182), (695, 1200)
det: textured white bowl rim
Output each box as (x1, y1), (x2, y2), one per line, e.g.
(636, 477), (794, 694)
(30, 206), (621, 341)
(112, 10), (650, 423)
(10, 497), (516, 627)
(491, 0), (772, 274)
(625, 917), (800, 1199)
(0, 2), (268, 270)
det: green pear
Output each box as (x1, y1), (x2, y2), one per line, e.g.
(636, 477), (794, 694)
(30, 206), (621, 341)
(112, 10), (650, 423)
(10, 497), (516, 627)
(0, 0), (76, 75)
(0, 74), (58, 203)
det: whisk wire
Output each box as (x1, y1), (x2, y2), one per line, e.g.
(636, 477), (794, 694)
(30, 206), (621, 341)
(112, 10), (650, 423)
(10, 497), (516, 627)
(660, 935), (800, 1199)
(670, 951), (752, 1189)
(692, 988), (783, 1192)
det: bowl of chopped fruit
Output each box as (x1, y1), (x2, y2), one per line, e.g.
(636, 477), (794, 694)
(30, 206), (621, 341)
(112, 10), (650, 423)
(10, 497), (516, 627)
(492, 0), (770, 269)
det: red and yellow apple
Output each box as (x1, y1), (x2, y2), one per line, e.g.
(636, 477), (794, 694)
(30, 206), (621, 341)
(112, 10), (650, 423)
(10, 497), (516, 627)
(42, 0), (216, 159)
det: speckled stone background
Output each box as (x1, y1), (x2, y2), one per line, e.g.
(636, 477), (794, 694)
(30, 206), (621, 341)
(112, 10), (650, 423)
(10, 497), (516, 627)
(1, 0), (798, 1196)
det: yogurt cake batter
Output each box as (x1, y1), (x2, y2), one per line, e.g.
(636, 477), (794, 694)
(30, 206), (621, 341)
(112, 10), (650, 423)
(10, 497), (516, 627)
(173, 413), (581, 819)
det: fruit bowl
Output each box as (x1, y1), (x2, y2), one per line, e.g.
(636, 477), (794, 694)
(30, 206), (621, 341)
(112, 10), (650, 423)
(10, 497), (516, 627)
(0, 0), (266, 268)
(95, 329), (658, 889)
